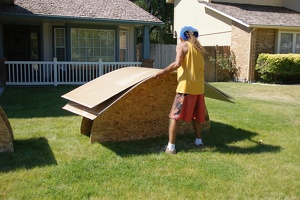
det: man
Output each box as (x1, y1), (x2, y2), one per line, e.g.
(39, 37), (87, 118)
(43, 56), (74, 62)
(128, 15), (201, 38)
(155, 26), (206, 154)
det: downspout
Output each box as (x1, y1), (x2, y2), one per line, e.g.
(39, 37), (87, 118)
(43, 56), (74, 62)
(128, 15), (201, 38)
(248, 28), (255, 83)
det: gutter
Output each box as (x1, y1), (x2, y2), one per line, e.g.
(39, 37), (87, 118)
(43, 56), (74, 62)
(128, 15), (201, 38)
(202, 4), (250, 27)
(202, 3), (300, 31)
(0, 13), (165, 27)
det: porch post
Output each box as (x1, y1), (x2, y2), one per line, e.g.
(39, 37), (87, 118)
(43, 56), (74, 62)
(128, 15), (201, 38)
(141, 25), (154, 68)
(99, 58), (103, 76)
(0, 58), (6, 86)
(143, 25), (150, 59)
(53, 57), (58, 86)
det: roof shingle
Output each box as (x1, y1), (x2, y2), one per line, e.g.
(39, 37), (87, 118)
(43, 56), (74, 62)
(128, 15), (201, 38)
(199, 1), (300, 28)
(0, 0), (163, 24)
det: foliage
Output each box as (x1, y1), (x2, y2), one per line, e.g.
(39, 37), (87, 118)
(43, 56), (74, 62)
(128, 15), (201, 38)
(131, 0), (176, 44)
(209, 51), (239, 81)
(0, 84), (300, 199)
(256, 53), (300, 84)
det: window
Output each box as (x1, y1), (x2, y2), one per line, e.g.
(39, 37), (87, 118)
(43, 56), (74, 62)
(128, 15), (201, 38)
(119, 30), (127, 62)
(278, 32), (300, 54)
(71, 29), (115, 62)
(30, 28), (39, 61)
(54, 28), (66, 61)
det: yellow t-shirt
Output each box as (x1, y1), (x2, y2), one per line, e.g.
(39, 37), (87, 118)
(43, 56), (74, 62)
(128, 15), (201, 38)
(176, 42), (205, 94)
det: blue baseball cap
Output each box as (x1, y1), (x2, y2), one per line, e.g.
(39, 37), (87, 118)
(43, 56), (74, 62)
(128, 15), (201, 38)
(180, 26), (199, 41)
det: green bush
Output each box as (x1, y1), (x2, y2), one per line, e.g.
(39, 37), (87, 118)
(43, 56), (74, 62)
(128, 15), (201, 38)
(209, 51), (239, 82)
(256, 54), (300, 84)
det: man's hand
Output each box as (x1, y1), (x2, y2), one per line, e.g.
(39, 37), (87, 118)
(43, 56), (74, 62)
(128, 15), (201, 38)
(155, 71), (165, 78)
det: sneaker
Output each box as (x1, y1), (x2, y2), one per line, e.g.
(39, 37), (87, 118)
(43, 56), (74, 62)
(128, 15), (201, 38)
(161, 146), (177, 154)
(165, 148), (177, 154)
(192, 142), (204, 149)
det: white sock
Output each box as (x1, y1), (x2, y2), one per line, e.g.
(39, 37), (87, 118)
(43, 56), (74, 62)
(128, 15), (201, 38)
(195, 138), (203, 145)
(167, 142), (175, 150)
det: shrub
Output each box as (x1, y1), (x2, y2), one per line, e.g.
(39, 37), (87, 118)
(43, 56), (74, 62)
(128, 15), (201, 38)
(209, 51), (239, 82)
(256, 54), (300, 84)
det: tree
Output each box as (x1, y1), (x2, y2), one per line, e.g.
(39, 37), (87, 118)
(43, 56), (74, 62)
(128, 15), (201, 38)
(131, 0), (176, 44)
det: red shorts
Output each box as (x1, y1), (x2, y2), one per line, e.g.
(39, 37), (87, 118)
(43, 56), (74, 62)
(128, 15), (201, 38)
(169, 93), (205, 123)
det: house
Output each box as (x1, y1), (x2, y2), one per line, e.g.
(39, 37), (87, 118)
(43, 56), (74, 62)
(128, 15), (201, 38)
(0, 0), (163, 63)
(166, 0), (300, 82)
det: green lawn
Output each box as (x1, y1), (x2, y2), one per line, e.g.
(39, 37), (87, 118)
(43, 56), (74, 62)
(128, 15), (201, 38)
(0, 83), (299, 200)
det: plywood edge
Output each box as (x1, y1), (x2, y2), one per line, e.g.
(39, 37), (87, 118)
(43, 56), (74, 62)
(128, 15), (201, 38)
(63, 102), (98, 120)
(205, 82), (234, 103)
(61, 67), (161, 108)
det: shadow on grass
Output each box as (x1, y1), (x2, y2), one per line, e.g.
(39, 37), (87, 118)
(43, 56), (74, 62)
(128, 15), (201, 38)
(101, 121), (281, 157)
(0, 137), (57, 172)
(0, 86), (77, 118)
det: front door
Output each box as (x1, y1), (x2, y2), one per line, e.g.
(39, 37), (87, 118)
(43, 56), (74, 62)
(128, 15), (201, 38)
(3, 25), (40, 61)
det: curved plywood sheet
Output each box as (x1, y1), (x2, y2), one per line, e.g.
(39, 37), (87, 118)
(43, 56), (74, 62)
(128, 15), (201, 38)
(0, 106), (14, 152)
(88, 72), (210, 142)
(62, 67), (232, 142)
(62, 67), (161, 108)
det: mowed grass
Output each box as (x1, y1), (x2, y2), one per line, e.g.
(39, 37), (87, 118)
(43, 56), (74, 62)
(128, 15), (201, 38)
(0, 83), (299, 200)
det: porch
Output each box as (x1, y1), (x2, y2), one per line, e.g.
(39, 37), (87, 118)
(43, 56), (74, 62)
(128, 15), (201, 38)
(2, 58), (142, 86)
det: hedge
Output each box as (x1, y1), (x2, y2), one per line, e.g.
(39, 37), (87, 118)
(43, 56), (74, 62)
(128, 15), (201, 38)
(256, 53), (300, 84)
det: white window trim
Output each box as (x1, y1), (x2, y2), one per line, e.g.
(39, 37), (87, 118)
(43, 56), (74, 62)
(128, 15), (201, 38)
(277, 30), (300, 53)
(119, 29), (128, 61)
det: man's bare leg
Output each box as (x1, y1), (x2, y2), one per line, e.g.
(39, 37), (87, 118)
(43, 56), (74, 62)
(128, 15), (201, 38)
(192, 119), (202, 139)
(165, 118), (178, 153)
(193, 119), (203, 146)
(168, 118), (178, 144)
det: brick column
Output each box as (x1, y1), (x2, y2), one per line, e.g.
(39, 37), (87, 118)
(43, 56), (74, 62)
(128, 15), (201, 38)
(141, 59), (154, 68)
(0, 58), (6, 86)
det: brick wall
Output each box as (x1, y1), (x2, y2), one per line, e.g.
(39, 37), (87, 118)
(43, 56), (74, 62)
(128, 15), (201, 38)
(231, 24), (277, 82)
(231, 22), (252, 82)
(252, 28), (276, 80)
(254, 28), (276, 55)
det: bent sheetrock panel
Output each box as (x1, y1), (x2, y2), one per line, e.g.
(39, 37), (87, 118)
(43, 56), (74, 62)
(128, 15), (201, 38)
(62, 67), (161, 108)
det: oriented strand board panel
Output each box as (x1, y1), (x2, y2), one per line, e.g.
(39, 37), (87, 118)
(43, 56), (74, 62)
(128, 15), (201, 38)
(88, 72), (210, 142)
(0, 106), (14, 152)
(205, 83), (233, 103)
(62, 67), (232, 142)
(62, 67), (233, 120)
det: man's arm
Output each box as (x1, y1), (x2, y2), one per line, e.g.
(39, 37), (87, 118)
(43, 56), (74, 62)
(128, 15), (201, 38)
(155, 42), (187, 78)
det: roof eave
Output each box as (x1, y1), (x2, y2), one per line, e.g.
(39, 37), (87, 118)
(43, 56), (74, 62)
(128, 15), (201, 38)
(202, 4), (250, 27)
(202, 3), (300, 30)
(249, 24), (300, 30)
(0, 13), (164, 26)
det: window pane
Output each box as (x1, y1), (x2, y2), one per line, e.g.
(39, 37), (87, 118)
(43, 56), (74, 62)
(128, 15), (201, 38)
(280, 33), (293, 53)
(80, 48), (87, 57)
(86, 30), (93, 38)
(71, 29), (115, 61)
(54, 28), (65, 61)
(56, 48), (65, 61)
(119, 31), (127, 61)
(120, 49), (125, 62)
(296, 34), (300, 54)
(120, 31), (126, 49)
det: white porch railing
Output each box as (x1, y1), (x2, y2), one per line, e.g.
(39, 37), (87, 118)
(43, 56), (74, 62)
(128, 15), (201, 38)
(5, 58), (142, 86)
